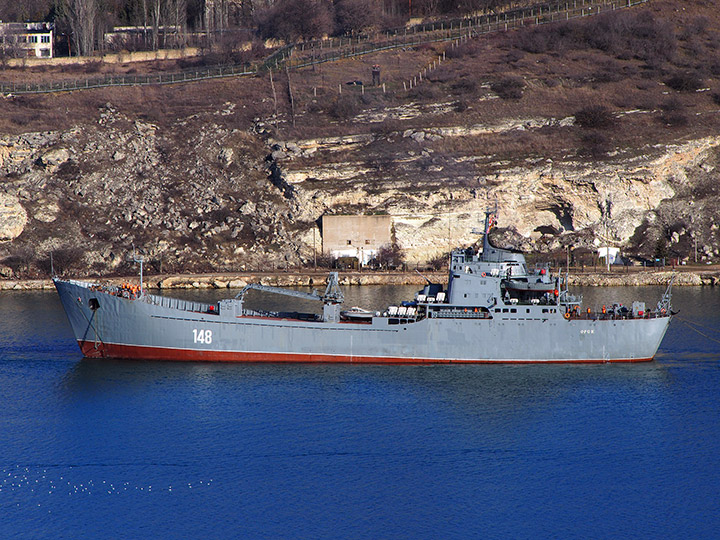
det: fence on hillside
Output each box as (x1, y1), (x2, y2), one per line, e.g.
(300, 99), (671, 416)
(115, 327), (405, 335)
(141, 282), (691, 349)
(0, 0), (649, 95)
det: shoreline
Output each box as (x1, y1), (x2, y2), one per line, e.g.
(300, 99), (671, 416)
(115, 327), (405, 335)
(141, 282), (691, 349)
(1, 268), (719, 291)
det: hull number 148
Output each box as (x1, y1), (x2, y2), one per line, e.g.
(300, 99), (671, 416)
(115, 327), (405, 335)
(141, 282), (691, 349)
(193, 329), (213, 344)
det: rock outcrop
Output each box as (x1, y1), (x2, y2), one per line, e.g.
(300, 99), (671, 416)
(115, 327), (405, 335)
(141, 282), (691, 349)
(2, 101), (720, 278)
(267, 126), (720, 263)
(0, 193), (27, 241)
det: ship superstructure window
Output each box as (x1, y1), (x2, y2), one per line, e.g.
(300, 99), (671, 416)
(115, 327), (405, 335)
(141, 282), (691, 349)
(347, 240), (352, 245)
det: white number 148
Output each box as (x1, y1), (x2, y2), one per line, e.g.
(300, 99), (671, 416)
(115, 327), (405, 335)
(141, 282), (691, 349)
(193, 329), (212, 344)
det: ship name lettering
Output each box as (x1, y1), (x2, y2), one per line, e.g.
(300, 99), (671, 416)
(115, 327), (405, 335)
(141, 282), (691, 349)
(193, 328), (213, 344)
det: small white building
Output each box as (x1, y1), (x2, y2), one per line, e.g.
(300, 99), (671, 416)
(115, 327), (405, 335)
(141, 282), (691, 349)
(597, 246), (620, 264)
(322, 215), (392, 266)
(0, 22), (54, 58)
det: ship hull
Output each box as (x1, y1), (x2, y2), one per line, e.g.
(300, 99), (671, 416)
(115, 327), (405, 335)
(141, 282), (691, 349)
(56, 279), (671, 364)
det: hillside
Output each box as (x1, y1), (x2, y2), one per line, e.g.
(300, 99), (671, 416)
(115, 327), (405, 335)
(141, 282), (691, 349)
(1, 0), (720, 279)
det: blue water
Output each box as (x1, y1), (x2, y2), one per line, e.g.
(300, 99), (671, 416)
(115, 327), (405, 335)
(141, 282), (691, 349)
(1, 286), (719, 539)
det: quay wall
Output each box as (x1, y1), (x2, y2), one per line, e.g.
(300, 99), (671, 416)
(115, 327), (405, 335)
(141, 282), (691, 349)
(1, 269), (719, 291)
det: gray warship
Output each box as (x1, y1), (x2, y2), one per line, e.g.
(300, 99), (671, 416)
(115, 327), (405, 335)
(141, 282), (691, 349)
(55, 211), (673, 363)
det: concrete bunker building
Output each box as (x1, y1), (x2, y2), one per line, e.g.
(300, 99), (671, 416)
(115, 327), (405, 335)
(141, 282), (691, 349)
(321, 215), (392, 266)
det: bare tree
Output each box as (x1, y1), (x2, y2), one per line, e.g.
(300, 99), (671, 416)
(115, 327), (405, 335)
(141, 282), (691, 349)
(67, 0), (98, 56)
(141, 0), (149, 47)
(151, 0), (161, 49)
(334, 0), (378, 35)
(168, 0), (187, 47)
(0, 23), (22, 64)
(256, 0), (334, 42)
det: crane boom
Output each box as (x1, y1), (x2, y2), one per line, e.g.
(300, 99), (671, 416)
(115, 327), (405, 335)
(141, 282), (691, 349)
(236, 272), (344, 304)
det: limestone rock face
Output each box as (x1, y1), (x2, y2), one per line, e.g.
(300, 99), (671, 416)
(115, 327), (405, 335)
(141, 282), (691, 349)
(2, 101), (720, 279)
(33, 200), (60, 223)
(0, 194), (27, 241)
(271, 129), (720, 263)
(38, 148), (70, 170)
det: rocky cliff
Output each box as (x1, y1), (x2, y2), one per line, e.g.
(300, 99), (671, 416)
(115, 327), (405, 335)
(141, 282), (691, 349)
(267, 123), (720, 264)
(0, 102), (307, 277)
(2, 106), (719, 279)
(2, 0), (720, 278)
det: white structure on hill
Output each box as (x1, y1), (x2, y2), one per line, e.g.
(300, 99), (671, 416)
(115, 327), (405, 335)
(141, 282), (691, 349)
(0, 22), (54, 58)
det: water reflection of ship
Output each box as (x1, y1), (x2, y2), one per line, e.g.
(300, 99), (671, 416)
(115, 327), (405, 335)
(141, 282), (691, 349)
(59, 359), (672, 418)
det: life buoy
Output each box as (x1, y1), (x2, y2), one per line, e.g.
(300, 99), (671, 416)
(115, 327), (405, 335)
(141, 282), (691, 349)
(564, 312), (571, 320)
(481, 272), (487, 277)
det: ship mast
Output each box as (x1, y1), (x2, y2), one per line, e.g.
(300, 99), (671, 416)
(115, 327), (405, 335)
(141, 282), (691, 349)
(130, 245), (145, 295)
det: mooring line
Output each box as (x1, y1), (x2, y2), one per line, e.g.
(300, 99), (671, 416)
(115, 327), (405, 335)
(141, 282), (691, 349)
(676, 316), (720, 346)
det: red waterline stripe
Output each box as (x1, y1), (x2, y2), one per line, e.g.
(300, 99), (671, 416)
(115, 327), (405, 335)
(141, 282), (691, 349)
(78, 341), (654, 364)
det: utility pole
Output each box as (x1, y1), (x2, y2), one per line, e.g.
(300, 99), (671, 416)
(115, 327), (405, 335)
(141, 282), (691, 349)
(566, 245), (570, 272)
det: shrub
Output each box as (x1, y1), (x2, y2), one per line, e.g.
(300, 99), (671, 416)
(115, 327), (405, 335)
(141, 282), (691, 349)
(681, 16), (709, 40)
(660, 111), (689, 127)
(579, 131), (612, 158)
(445, 40), (482, 59)
(450, 78), (477, 95)
(256, 0), (334, 41)
(83, 61), (102, 74)
(509, 11), (676, 63)
(427, 252), (450, 271)
(371, 243), (405, 270)
(660, 97), (683, 112)
(708, 61), (720, 77)
(313, 253), (336, 269)
(665, 72), (704, 92)
(408, 84), (442, 100)
(574, 105), (615, 129)
(327, 95), (359, 121)
(49, 248), (84, 276)
(454, 99), (470, 112)
(491, 77), (524, 100)
(3, 247), (34, 277)
(635, 97), (657, 111)
(371, 119), (403, 136)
